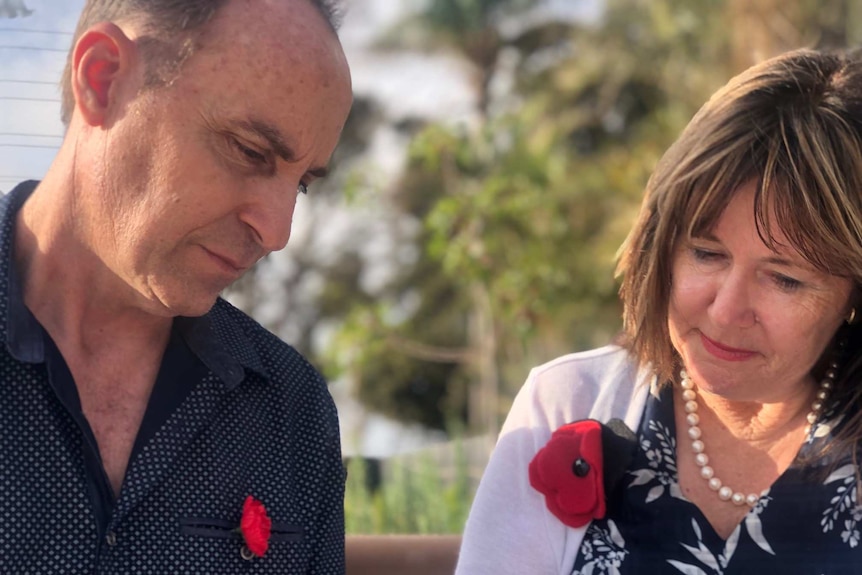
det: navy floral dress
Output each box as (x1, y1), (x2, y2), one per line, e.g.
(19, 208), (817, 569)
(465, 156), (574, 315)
(571, 384), (862, 574)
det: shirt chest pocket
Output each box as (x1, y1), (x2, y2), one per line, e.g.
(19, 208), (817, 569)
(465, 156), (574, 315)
(179, 516), (305, 555)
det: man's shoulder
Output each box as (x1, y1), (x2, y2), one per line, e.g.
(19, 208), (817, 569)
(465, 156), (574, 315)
(204, 299), (340, 446)
(207, 298), (323, 385)
(208, 297), (289, 346)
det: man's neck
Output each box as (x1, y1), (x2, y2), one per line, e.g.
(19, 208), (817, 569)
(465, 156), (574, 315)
(13, 167), (173, 359)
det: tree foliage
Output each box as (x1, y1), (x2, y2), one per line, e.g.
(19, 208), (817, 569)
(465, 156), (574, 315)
(238, 0), (862, 433)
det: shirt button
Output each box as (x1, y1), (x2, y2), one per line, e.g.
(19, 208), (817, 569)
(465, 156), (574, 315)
(105, 531), (117, 547)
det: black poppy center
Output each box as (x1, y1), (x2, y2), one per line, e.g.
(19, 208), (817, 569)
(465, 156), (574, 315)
(572, 458), (591, 477)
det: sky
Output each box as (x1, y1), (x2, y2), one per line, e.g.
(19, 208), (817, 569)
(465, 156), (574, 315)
(0, 0), (78, 191)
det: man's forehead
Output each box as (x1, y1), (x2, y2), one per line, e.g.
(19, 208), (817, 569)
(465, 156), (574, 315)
(173, 0), (352, 172)
(202, 0), (336, 46)
(190, 0), (349, 86)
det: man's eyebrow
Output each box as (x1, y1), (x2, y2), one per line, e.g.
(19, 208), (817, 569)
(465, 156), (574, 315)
(235, 119), (329, 178)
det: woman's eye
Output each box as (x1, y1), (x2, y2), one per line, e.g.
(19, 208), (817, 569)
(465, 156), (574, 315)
(773, 274), (802, 291)
(692, 248), (722, 262)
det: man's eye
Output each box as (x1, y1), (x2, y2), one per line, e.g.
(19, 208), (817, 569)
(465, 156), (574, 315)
(297, 182), (308, 195)
(232, 138), (266, 164)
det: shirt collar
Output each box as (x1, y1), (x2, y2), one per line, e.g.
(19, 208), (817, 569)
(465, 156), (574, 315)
(0, 181), (270, 388)
(175, 310), (270, 391)
(2, 182), (42, 363)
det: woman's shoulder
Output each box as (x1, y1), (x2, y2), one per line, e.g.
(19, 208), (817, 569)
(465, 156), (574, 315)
(531, 344), (636, 377)
(528, 344), (642, 395)
(507, 344), (651, 431)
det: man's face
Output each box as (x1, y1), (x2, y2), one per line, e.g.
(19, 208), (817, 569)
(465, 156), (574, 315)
(83, 0), (352, 317)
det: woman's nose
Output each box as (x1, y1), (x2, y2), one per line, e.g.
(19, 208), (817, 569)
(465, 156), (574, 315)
(708, 272), (757, 328)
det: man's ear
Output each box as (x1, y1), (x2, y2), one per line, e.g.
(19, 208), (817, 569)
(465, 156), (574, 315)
(71, 22), (138, 127)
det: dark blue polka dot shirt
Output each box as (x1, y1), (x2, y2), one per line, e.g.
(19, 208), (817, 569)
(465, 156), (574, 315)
(0, 182), (346, 573)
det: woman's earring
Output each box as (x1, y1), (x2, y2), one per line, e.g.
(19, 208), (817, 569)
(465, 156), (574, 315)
(848, 308), (857, 325)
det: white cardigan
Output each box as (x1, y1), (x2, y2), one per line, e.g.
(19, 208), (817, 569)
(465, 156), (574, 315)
(455, 345), (653, 575)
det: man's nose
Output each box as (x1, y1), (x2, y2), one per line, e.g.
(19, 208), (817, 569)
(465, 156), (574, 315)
(238, 184), (298, 253)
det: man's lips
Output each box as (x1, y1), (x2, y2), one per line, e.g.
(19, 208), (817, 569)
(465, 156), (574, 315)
(699, 332), (757, 361)
(202, 247), (249, 275)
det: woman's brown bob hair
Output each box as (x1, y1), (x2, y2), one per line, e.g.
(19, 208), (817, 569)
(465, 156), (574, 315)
(618, 48), (862, 394)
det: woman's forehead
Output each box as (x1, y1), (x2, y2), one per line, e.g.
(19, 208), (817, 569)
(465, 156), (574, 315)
(683, 183), (812, 252)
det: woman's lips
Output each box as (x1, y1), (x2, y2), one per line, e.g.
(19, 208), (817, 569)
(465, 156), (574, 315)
(699, 332), (757, 362)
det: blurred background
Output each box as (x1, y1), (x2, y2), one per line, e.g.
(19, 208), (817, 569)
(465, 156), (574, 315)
(2, 0), (861, 534)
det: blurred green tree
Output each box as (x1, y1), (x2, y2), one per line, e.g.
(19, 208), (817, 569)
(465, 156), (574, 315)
(325, 0), (862, 434)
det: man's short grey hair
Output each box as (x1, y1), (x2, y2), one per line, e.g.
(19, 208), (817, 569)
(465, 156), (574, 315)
(60, 0), (343, 125)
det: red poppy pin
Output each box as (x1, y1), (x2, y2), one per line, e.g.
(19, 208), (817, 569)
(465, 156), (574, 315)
(239, 495), (272, 559)
(529, 418), (636, 528)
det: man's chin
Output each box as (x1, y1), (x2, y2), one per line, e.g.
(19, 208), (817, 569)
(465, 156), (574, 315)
(149, 290), (220, 318)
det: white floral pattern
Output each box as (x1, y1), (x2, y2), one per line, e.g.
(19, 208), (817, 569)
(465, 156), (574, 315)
(629, 419), (685, 503)
(821, 463), (862, 549)
(668, 517), (738, 575)
(667, 497), (778, 574)
(570, 385), (862, 574)
(573, 520), (628, 575)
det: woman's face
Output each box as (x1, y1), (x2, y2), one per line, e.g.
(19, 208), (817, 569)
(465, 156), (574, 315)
(667, 182), (854, 402)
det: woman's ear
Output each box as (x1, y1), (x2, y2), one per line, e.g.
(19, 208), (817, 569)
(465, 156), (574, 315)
(71, 22), (138, 126)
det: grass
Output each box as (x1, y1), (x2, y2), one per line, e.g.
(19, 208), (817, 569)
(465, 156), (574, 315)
(344, 438), (476, 534)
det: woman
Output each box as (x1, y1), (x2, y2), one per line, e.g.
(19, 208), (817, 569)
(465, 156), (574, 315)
(455, 48), (862, 574)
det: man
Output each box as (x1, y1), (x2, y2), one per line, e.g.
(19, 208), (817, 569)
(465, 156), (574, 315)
(1, 0), (352, 572)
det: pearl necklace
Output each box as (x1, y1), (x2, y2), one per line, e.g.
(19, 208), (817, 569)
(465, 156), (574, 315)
(679, 366), (837, 507)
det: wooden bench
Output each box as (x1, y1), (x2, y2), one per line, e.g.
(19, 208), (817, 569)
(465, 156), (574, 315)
(346, 535), (461, 575)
